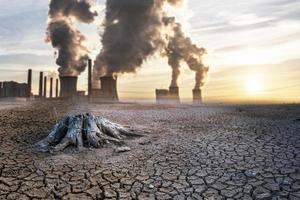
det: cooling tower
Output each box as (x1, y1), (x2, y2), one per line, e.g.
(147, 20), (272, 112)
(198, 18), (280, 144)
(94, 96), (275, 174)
(193, 88), (202, 103)
(59, 76), (78, 98)
(100, 76), (119, 102)
(156, 89), (169, 103)
(169, 86), (180, 102)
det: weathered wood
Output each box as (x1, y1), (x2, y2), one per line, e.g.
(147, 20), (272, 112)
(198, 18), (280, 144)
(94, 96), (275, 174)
(34, 113), (141, 152)
(35, 117), (69, 152)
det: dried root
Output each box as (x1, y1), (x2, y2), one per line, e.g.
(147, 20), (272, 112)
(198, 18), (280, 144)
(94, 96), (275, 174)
(34, 113), (141, 152)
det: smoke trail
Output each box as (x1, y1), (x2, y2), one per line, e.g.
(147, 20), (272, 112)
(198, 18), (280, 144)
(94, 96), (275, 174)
(94, 0), (167, 80)
(164, 17), (209, 89)
(46, 0), (97, 76)
(93, 0), (208, 89)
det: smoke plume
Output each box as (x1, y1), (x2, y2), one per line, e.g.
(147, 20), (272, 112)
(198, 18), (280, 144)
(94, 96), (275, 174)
(164, 17), (209, 89)
(93, 0), (208, 89)
(46, 0), (97, 76)
(94, 0), (167, 79)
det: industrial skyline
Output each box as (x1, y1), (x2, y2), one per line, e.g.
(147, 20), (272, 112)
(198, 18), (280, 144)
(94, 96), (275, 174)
(0, 0), (300, 103)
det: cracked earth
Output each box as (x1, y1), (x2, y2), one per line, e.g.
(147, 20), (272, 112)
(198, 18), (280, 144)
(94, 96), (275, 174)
(0, 101), (299, 200)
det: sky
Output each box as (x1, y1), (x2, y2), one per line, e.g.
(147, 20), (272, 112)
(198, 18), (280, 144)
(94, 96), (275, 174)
(0, 0), (299, 103)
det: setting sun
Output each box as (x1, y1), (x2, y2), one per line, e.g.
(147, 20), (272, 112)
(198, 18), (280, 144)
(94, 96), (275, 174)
(245, 76), (264, 95)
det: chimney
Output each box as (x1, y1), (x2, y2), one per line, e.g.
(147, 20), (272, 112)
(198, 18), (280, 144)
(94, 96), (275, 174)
(100, 76), (119, 102)
(3, 82), (7, 97)
(59, 76), (78, 98)
(88, 59), (92, 97)
(43, 76), (47, 98)
(0, 82), (3, 98)
(55, 78), (59, 98)
(50, 77), (53, 98)
(193, 88), (202, 103)
(27, 69), (32, 97)
(169, 86), (180, 103)
(39, 72), (43, 97)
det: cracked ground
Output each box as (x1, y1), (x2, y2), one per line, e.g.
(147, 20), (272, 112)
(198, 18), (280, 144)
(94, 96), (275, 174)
(0, 101), (299, 200)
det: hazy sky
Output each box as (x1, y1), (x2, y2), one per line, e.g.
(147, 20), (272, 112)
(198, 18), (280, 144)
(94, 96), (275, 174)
(0, 0), (299, 103)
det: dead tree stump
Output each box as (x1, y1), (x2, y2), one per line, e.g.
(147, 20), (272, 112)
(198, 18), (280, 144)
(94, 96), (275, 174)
(34, 113), (141, 152)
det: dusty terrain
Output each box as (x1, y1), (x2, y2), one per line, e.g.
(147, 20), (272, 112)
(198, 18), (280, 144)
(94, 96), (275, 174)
(0, 101), (299, 200)
(0, 98), (31, 111)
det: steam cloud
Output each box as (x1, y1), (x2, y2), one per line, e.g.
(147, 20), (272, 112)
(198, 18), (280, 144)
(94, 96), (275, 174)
(46, 0), (97, 76)
(164, 17), (209, 89)
(94, 0), (208, 89)
(94, 0), (167, 78)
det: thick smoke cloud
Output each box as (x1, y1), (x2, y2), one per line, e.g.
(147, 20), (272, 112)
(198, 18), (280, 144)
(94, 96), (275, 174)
(49, 0), (97, 23)
(46, 0), (97, 76)
(94, 0), (166, 78)
(93, 0), (208, 89)
(164, 17), (209, 89)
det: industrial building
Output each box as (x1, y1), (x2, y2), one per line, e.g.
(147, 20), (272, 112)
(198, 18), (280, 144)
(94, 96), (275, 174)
(0, 69), (32, 98)
(156, 86), (203, 104)
(0, 59), (203, 103)
(56, 59), (119, 102)
(38, 71), (59, 99)
(0, 68), (61, 100)
(156, 86), (180, 103)
(90, 76), (119, 102)
(59, 76), (78, 98)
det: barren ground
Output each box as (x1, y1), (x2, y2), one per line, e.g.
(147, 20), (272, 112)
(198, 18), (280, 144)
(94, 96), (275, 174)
(0, 99), (31, 111)
(0, 101), (299, 200)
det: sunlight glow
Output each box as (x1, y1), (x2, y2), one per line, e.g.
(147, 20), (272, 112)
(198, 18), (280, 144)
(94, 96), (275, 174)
(245, 76), (264, 95)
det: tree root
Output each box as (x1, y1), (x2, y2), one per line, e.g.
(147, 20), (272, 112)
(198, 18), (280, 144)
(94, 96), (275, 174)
(34, 113), (141, 152)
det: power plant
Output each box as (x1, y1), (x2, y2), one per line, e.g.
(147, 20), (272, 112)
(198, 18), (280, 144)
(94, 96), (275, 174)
(36, 0), (207, 103)
(0, 59), (204, 103)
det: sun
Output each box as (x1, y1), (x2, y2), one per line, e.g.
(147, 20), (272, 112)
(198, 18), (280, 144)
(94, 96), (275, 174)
(245, 77), (264, 95)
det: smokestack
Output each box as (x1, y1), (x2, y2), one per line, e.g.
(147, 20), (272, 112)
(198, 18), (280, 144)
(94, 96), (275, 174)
(0, 82), (3, 98)
(50, 78), (53, 98)
(100, 76), (119, 102)
(55, 78), (59, 98)
(193, 88), (202, 104)
(88, 59), (92, 97)
(169, 86), (180, 102)
(44, 77), (47, 98)
(59, 76), (78, 98)
(27, 69), (32, 97)
(39, 72), (43, 97)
